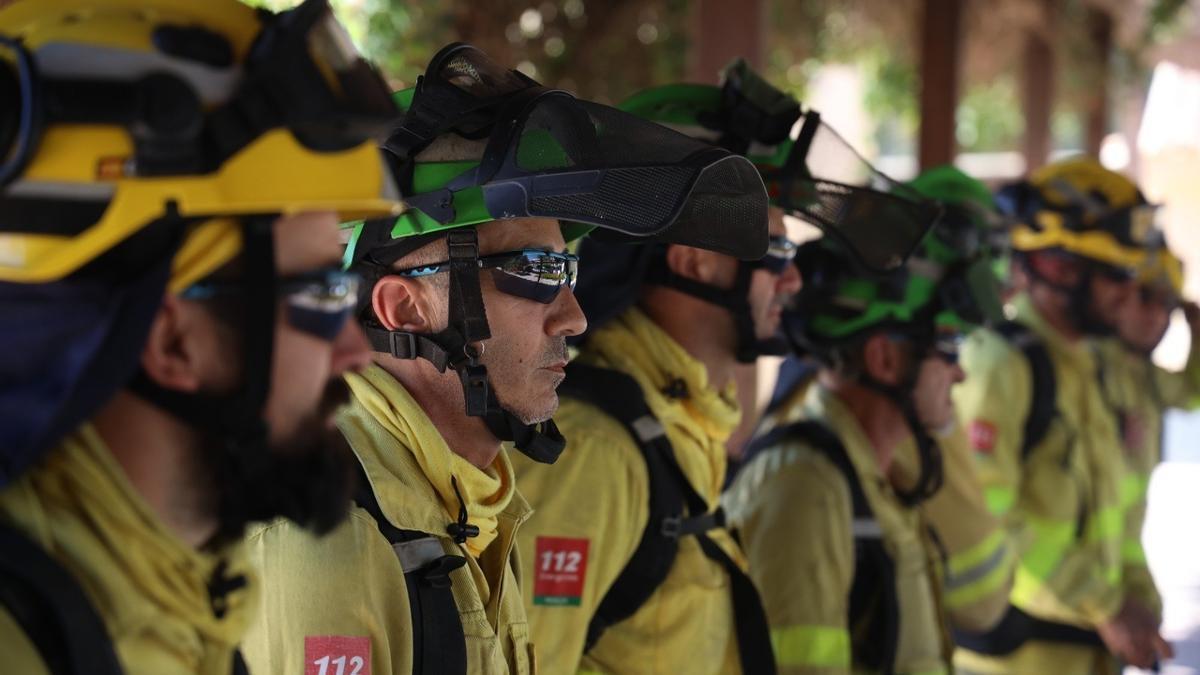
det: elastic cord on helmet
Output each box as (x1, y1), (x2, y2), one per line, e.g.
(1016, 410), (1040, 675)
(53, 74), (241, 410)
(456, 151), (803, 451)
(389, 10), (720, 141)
(360, 227), (567, 464)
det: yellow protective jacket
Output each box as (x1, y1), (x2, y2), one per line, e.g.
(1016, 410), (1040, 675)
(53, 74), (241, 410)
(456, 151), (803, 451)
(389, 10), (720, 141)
(953, 294), (1126, 635)
(893, 425), (1014, 634)
(0, 425), (257, 675)
(1095, 332), (1200, 617)
(513, 308), (747, 675)
(242, 365), (536, 675)
(724, 384), (952, 675)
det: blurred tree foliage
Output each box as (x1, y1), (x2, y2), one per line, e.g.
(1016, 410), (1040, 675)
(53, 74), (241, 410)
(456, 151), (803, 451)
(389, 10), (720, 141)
(247, 0), (690, 102)
(244, 0), (1193, 156)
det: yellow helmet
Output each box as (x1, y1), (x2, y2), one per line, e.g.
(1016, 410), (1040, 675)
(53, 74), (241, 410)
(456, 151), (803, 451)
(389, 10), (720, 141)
(999, 156), (1153, 270)
(1139, 239), (1185, 298)
(0, 0), (403, 483)
(0, 0), (402, 288)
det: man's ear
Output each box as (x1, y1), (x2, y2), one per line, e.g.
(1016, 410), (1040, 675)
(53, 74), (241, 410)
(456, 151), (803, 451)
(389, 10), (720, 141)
(140, 294), (203, 392)
(373, 275), (436, 332)
(860, 332), (904, 386)
(665, 244), (722, 285)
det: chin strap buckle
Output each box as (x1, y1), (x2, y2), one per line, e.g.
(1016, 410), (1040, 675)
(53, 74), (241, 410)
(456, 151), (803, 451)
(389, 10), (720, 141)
(462, 362), (489, 417)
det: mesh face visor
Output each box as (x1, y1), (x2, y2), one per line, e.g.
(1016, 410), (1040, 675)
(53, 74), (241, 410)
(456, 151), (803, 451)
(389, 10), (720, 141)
(390, 44), (769, 261)
(762, 113), (941, 273)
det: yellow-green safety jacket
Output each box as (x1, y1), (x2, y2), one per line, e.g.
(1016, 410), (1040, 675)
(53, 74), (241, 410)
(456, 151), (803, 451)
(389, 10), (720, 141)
(724, 383), (953, 675)
(1094, 331), (1200, 617)
(0, 425), (257, 675)
(953, 294), (1126, 636)
(893, 424), (1015, 634)
(242, 365), (536, 675)
(513, 308), (748, 674)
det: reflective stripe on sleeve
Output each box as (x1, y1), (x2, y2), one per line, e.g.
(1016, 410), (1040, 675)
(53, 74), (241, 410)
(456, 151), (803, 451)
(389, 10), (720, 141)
(770, 624), (852, 668)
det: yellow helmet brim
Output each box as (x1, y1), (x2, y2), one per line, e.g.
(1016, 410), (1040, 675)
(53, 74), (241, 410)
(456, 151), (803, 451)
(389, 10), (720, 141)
(0, 130), (401, 283)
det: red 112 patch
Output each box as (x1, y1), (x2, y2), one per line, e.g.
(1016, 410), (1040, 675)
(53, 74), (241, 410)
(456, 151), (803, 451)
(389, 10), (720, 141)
(304, 635), (370, 675)
(969, 420), (998, 453)
(533, 536), (589, 606)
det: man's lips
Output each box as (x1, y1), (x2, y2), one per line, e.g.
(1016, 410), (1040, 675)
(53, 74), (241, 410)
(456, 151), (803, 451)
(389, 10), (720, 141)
(542, 361), (568, 374)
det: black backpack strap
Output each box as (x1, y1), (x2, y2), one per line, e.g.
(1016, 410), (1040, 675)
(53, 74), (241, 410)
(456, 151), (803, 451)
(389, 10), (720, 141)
(560, 363), (776, 674)
(750, 420), (900, 674)
(352, 464), (468, 675)
(231, 650), (250, 675)
(995, 321), (1057, 461)
(0, 525), (124, 675)
(954, 604), (1102, 656)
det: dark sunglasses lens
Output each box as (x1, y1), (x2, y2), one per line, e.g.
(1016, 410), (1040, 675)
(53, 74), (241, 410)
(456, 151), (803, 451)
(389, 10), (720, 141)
(490, 252), (576, 304)
(1096, 264), (1134, 282)
(287, 305), (355, 340)
(933, 335), (962, 364)
(760, 256), (790, 274)
(283, 271), (361, 340)
(756, 237), (797, 274)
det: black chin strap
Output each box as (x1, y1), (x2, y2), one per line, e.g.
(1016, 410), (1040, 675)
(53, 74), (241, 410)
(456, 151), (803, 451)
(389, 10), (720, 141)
(363, 228), (567, 464)
(649, 262), (781, 363)
(127, 217), (277, 448)
(858, 339), (945, 507)
(1019, 253), (1113, 337)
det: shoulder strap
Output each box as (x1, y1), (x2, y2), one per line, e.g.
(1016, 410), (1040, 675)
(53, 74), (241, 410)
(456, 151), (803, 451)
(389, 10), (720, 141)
(748, 420), (900, 674)
(0, 525), (124, 675)
(352, 464), (467, 675)
(995, 321), (1057, 460)
(559, 363), (777, 674)
(558, 363), (685, 650)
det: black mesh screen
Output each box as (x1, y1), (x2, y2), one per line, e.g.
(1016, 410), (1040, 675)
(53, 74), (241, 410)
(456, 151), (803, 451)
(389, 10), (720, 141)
(414, 46), (769, 260)
(509, 100), (768, 259)
(776, 121), (939, 272)
(530, 166), (694, 231)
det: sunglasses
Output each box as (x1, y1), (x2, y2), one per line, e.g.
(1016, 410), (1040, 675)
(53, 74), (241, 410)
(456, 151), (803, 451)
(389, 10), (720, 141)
(181, 267), (361, 341)
(1138, 285), (1180, 311)
(1092, 262), (1137, 283)
(396, 249), (579, 304)
(752, 235), (799, 275)
(887, 330), (963, 365)
(930, 331), (964, 365)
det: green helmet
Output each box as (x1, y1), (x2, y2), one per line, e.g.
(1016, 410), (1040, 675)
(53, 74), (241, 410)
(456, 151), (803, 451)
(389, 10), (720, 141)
(782, 200), (1002, 507)
(618, 59), (942, 274)
(908, 164), (1010, 307)
(783, 201), (1003, 357)
(339, 43), (771, 466)
(343, 43), (770, 272)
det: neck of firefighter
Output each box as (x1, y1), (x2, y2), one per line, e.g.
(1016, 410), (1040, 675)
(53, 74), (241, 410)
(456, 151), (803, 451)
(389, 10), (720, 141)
(379, 351), (502, 470)
(640, 285), (739, 391)
(92, 391), (220, 548)
(820, 370), (907, 472)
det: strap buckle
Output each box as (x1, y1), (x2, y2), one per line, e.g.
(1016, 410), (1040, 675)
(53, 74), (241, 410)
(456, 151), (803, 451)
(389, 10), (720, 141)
(416, 554), (468, 590)
(661, 516), (683, 539)
(389, 331), (418, 359)
(661, 509), (726, 540)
